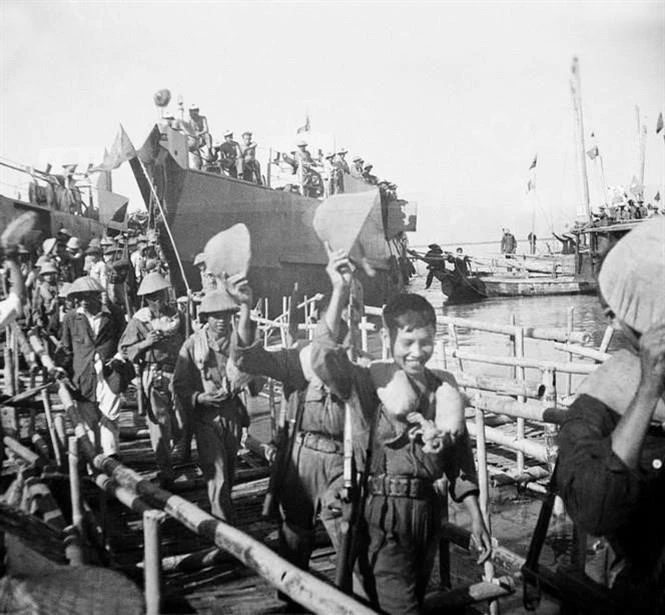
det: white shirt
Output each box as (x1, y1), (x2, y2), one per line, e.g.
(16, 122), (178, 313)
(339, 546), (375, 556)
(77, 306), (103, 336)
(0, 293), (21, 329)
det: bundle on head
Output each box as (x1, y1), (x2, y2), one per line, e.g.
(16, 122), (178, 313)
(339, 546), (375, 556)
(1, 212), (38, 258)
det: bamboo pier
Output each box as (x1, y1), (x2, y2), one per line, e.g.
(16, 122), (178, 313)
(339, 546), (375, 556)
(0, 303), (612, 613)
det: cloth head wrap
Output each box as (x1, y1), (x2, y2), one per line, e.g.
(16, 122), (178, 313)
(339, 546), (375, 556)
(598, 217), (665, 333)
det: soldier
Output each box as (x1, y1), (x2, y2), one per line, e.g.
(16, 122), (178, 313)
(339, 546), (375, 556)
(218, 131), (241, 178)
(64, 236), (85, 282)
(351, 156), (364, 177)
(239, 131), (262, 185)
(362, 164), (378, 185)
(335, 148), (350, 174)
(187, 104), (212, 149)
(173, 290), (258, 521)
(229, 274), (371, 582)
(31, 262), (60, 337)
(311, 249), (491, 614)
(119, 273), (186, 485)
(59, 276), (126, 456)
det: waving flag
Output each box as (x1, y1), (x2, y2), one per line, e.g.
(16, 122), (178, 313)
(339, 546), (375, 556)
(90, 125), (136, 172)
(529, 154), (538, 170)
(586, 145), (599, 160)
(657, 112), (663, 134)
(296, 113), (311, 134)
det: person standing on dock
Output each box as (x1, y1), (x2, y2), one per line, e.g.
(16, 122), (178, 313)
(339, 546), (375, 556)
(424, 243), (444, 290)
(228, 275), (370, 585)
(500, 227), (517, 254)
(119, 273), (187, 486)
(59, 276), (126, 456)
(557, 217), (665, 613)
(173, 290), (258, 521)
(312, 249), (491, 614)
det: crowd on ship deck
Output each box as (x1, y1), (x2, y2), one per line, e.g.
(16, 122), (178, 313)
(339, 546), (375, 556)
(158, 103), (400, 200)
(1, 211), (663, 613)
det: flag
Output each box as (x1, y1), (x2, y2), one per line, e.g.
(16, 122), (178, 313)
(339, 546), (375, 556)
(657, 112), (664, 134)
(529, 154), (538, 170)
(527, 178), (535, 192)
(296, 113), (310, 134)
(655, 191), (661, 202)
(586, 145), (599, 160)
(90, 125), (136, 172)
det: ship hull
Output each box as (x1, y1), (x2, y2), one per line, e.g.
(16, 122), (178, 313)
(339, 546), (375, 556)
(136, 130), (402, 311)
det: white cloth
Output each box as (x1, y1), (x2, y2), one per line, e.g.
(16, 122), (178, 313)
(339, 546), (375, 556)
(89, 260), (108, 290)
(77, 306), (103, 336)
(0, 293), (21, 329)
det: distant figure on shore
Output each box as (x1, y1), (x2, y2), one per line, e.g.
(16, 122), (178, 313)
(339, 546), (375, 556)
(557, 217), (665, 611)
(424, 243), (444, 289)
(527, 231), (537, 255)
(500, 228), (517, 254)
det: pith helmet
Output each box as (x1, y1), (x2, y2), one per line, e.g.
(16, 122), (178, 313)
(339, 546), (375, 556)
(69, 276), (104, 295)
(36, 255), (51, 268)
(296, 139), (307, 147)
(193, 253), (206, 266)
(100, 236), (114, 247)
(38, 262), (58, 275)
(66, 237), (82, 250)
(137, 272), (171, 296)
(223, 130), (233, 137)
(199, 290), (239, 315)
(85, 244), (101, 255)
(56, 227), (71, 238)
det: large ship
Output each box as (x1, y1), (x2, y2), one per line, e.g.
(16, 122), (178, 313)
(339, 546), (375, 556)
(130, 124), (413, 311)
(0, 158), (127, 245)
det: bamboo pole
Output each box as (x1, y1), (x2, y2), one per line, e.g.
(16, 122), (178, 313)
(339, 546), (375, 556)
(471, 394), (567, 425)
(56, 383), (376, 615)
(552, 342), (609, 362)
(144, 509), (167, 615)
(360, 316), (369, 353)
(68, 437), (83, 533)
(441, 316), (590, 345)
(448, 323), (464, 372)
(4, 327), (15, 396)
(565, 308), (574, 396)
(41, 389), (62, 467)
(3, 435), (42, 467)
(474, 408), (499, 615)
(455, 372), (544, 400)
(94, 473), (153, 514)
(451, 349), (595, 375)
(466, 420), (550, 464)
(512, 315), (526, 475)
(598, 326), (614, 353)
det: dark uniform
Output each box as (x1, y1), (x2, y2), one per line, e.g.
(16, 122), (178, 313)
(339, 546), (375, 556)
(232, 336), (372, 570)
(311, 323), (479, 614)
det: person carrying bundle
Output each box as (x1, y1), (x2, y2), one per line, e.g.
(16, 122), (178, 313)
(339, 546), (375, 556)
(118, 272), (187, 486)
(557, 217), (665, 613)
(310, 247), (491, 614)
(172, 290), (260, 521)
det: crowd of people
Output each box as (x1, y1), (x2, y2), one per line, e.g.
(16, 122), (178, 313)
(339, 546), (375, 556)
(159, 103), (400, 199)
(1, 210), (662, 613)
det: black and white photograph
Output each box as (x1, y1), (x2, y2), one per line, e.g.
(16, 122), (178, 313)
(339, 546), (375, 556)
(0, 1), (663, 613)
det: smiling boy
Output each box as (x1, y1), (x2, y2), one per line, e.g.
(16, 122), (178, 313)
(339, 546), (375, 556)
(311, 248), (490, 614)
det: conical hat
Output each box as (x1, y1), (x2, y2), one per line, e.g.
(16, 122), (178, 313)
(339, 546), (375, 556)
(203, 224), (251, 278)
(199, 289), (239, 315)
(69, 276), (104, 295)
(137, 272), (171, 296)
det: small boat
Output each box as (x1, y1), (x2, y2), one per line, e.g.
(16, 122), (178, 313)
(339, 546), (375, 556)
(408, 249), (487, 304)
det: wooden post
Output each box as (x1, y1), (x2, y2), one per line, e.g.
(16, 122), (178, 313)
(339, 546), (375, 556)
(565, 307), (574, 396)
(512, 315), (526, 476)
(360, 316), (368, 353)
(541, 368), (558, 472)
(12, 329), (19, 394)
(447, 323), (464, 373)
(3, 328), (15, 396)
(599, 325), (614, 353)
(143, 509), (167, 615)
(54, 414), (67, 455)
(474, 407), (499, 615)
(438, 485), (451, 589)
(68, 437), (83, 533)
(438, 339), (447, 371)
(42, 390), (62, 468)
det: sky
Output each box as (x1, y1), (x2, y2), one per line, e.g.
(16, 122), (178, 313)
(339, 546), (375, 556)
(1, 0), (664, 245)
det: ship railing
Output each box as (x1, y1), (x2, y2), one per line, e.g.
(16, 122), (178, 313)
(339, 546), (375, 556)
(0, 156), (98, 218)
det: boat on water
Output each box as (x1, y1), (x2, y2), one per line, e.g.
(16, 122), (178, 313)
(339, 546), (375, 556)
(130, 123), (412, 312)
(0, 159), (128, 243)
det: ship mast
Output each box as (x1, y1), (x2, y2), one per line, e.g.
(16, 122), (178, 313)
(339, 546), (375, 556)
(569, 57), (592, 223)
(636, 106), (647, 199)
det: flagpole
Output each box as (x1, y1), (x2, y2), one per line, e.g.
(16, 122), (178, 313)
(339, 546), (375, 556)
(136, 157), (191, 296)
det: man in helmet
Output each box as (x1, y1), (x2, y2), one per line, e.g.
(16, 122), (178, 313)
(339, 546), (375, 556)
(119, 272), (187, 484)
(30, 262), (60, 336)
(187, 104), (212, 150)
(173, 290), (259, 521)
(59, 276), (126, 456)
(64, 236), (85, 282)
(351, 156), (364, 178)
